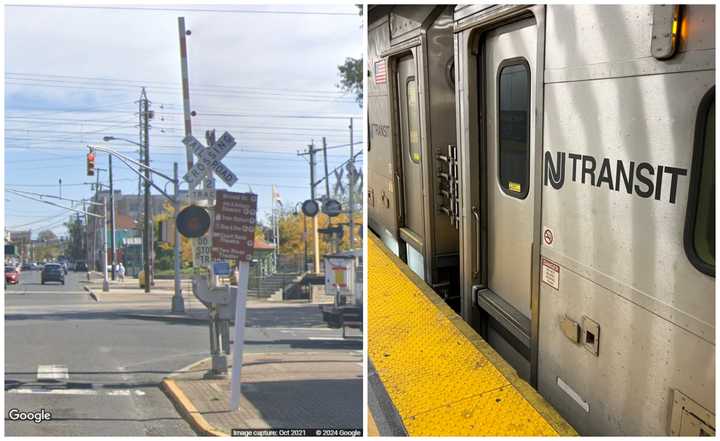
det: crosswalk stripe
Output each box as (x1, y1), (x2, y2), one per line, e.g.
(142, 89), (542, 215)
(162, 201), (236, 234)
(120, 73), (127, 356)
(8, 388), (146, 397)
(37, 365), (69, 381)
(10, 388), (96, 396)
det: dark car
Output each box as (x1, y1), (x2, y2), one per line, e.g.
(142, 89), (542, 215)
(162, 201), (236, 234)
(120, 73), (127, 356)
(41, 263), (65, 285)
(21, 262), (33, 271)
(5, 266), (20, 285)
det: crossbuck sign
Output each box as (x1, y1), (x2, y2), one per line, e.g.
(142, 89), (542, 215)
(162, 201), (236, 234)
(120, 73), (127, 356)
(182, 131), (238, 187)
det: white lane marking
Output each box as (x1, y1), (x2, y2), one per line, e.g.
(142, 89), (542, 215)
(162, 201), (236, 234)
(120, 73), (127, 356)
(37, 364), (69, 381)
(107, 390), (131, 396)
(10, 388), (97, 396)
(307, 337), (346, 341)
(8, 388), (146, 397)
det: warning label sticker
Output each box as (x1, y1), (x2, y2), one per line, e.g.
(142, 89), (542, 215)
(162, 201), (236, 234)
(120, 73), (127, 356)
(541, 258), (560, 290)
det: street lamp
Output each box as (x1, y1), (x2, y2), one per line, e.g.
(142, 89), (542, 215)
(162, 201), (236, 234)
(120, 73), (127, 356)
(91, 143), (184, 314)
(103, 135), (153, 295)
(102, 136), (142, 147)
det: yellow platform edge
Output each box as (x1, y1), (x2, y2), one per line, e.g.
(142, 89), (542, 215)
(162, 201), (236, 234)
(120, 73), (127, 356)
(368, 234), (577, 436)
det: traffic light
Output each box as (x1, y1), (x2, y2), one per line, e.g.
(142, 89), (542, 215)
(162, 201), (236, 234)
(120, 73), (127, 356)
(86, 152), (95, 176)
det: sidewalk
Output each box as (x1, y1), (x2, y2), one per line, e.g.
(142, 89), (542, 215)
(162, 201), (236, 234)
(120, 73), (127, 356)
(163, 352), (363, 435)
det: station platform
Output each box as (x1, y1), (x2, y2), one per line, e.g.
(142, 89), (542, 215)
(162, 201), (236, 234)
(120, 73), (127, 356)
(367, 234), (577, 436)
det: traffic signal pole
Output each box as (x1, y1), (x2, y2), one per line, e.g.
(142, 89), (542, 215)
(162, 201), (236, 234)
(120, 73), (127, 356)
(102, 197), (110, 292)
(109, 154), (116, 281)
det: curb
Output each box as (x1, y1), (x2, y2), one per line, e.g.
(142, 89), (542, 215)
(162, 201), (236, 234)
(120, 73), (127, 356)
(161, 378), (228, 437)
(112, 312), (208, 324)
(83, 285), (99, 302)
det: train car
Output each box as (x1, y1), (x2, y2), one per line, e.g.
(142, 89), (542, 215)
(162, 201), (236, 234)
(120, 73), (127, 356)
(368, 4), (715, 436)
(367, 5), (461, 309)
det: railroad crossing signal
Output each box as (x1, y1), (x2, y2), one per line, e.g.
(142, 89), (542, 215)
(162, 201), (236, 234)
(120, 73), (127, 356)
(176, 205), (211, 238)
(86, 152), (95, 176)
(182, 132), (238, 187)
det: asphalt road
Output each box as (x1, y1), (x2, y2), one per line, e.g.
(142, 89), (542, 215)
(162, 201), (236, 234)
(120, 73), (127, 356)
(5, 270), (361, 436)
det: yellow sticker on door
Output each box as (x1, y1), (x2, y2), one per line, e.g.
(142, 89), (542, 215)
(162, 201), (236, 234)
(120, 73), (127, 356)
(508, 181), (521, 192)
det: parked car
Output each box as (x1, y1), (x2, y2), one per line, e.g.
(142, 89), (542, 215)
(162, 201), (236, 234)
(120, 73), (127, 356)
(5, 265), (20, 285)
(21, 262), (33, 271)
(41, 263), (65, 285)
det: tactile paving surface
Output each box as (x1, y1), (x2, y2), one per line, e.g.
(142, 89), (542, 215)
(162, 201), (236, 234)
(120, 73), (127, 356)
(368, 235), (569, 436)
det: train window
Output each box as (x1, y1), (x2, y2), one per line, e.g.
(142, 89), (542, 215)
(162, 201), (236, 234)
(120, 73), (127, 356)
(406, 77), (421, 163)
(684, 87), (715, 277)
(497, 59), (530, 199)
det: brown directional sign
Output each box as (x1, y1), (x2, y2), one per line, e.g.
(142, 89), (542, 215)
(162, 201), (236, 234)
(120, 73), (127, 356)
(211, 190), (258, 262)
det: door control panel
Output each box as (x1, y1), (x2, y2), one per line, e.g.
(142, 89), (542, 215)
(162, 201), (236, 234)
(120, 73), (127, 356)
(582, 316), (600, 356)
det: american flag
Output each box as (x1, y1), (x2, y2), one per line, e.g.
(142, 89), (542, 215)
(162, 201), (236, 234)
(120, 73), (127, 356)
(374, 60), (386, 84)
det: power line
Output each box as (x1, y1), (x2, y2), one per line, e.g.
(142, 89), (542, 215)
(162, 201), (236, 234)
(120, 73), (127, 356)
(7, 81), (356, 104)
(7, 5), (358, 16)
(7, 179), (135, 188)
(7, 73), (349, 96)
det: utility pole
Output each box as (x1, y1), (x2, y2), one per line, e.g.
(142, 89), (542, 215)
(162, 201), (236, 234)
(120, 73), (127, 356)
(142, 87), (151, 293)
(109, 154), (116, 280)
(322, 137), (330, 200)
(138, 93), (144, 213)
(348, 117), (355, 251)
(309, 143), (320, 273)
(297, 142), (322, 273)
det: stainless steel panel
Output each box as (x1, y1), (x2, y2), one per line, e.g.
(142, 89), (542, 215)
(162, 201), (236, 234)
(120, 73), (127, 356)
(368, 13), (400, 247)
(484, 18), (537, 319)
(545, 5), (714, 71)
(425, 7), (459, 257)
(538, 270), (715, 435)
(541, 71), (715, 328)
(389, 5), (436, 43)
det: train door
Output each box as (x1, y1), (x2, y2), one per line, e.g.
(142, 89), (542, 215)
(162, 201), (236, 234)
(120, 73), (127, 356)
(396, 54), (426, 275)
(476, 18), (537, 380)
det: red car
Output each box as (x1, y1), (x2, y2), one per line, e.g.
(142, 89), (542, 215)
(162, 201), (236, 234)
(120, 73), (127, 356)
(5, 266), (19, 285)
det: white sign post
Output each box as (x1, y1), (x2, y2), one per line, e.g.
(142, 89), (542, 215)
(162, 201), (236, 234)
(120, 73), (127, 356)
(210, 191), (257, 410)
(230, 260), (249, 410)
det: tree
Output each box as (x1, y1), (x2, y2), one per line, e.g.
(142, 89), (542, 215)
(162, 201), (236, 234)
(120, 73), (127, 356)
(38, 230), (57, 242)
(337, 57), (363, 106)
(269, 205), (362, 256)
(155, 201), (193, 268)
(64, 215), (85, 261)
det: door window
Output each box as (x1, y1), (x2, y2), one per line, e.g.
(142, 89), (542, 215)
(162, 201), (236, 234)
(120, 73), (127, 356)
(406, 77), (421, 163)
(497, 60), (530, 199)
(685, 88), (715, 276)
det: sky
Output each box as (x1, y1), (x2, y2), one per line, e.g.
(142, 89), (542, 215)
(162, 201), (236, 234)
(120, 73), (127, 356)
(4, 4), (363, 239)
